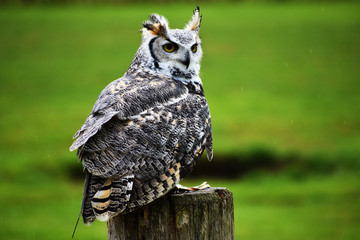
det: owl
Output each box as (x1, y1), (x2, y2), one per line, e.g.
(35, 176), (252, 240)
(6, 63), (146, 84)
(70, 7), (212, 225)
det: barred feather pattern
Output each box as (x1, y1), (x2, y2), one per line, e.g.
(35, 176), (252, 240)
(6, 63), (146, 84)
(82, 172), (135, 224)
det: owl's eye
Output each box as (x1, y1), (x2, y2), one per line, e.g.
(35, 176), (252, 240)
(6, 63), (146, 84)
(163, 43), (177, 53)
(191, 44), (198, 53)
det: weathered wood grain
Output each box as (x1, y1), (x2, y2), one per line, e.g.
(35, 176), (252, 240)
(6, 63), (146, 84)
(108, 187), (234, 240)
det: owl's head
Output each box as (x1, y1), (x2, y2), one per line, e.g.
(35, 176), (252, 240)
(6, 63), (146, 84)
(128, 7), (203, 84)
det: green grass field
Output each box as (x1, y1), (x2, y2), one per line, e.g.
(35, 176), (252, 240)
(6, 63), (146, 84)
(0, 2), (359, 240)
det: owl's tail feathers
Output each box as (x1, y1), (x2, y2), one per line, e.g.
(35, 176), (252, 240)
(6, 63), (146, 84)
(71, 171), (93, 238)
(81, 171), (97, 225)
(81, 172), (135, 225)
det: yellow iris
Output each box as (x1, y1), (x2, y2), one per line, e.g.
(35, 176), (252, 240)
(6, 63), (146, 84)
(163, 43), (176, 53)
(191, 44), (198, 53)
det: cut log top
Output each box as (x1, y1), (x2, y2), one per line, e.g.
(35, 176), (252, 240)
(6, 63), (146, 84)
(108, 187), (234, 240)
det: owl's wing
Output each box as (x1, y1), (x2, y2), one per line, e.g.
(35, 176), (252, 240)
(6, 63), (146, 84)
(71, 74), (212, 224)
(79, 92), (212, 223)
(69, 74), (188, 152)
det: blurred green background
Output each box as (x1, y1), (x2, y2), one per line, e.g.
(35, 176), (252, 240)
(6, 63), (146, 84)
(1, 1), (359, 239)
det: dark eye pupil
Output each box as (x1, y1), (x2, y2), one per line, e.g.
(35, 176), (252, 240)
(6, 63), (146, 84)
(191, 44), (198, 53)
(163, 42), (179, 53)
(163, 43), (176, 52)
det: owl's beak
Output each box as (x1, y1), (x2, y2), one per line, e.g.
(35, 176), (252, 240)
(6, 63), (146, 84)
(180, 51), (190, 69)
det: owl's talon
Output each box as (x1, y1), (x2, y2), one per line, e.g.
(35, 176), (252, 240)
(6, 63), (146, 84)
(174, 182), (210, 192)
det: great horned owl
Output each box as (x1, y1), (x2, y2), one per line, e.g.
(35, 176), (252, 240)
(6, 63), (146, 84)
(70, 7), (212, 225)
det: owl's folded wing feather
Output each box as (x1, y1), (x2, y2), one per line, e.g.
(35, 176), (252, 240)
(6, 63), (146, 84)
(78, 93), (211, 181)
(69, 74), (188, 152)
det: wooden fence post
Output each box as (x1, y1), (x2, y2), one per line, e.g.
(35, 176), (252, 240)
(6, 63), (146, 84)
(107, 187), (234, 240)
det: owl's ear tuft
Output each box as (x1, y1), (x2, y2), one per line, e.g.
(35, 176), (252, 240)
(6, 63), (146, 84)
(185, 6), (202, 34)
(142, 14), (169, 38)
